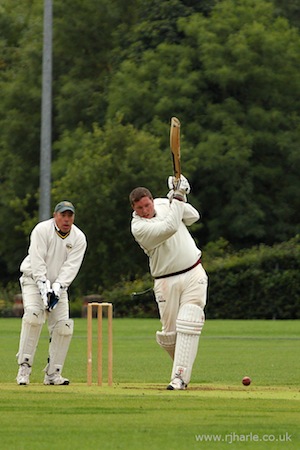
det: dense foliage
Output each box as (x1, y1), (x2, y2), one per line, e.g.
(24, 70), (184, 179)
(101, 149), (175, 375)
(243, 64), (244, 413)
(79, 235), (300, 319)
(0, 0), (299, 309)
(2, 235), (299, 319)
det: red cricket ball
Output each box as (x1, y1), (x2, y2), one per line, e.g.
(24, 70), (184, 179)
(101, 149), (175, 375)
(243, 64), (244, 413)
(242, 376), (251, 386)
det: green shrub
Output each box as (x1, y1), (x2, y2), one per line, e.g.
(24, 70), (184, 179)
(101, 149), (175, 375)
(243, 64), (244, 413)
(2, 236), (299, 319)
(101, 275), (157, 318)
(0, 281), (20, 317)
(100, 235), (300, 319)
(204, 235), (300, 319)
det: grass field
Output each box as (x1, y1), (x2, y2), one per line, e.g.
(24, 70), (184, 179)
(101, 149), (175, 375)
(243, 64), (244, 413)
(0, 317), (299, 449)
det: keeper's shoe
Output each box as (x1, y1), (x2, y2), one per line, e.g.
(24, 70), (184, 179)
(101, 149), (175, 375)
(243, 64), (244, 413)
(167, 377), (187, 390)
(44, 373), (70, 385)
(17, 363), (31, 385)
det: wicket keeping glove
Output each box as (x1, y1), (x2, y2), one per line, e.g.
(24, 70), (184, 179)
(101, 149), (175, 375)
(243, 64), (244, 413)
(47, 292), (59, 311)
(47, 282), (61, 312)
(52, 282), (61, 298)
(37, 279), (52, 309)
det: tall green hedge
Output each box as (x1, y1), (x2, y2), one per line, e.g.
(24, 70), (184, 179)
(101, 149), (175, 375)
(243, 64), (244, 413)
(3, 236), (299, 319)
(100, 235), (300, 319)
(205, 235), (300, 319)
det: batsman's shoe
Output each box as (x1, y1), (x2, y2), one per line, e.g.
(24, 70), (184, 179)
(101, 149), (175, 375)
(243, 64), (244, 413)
(16, 363), (31, 385)
(44, 373), (70, 385)
(167, 377), (187, 391)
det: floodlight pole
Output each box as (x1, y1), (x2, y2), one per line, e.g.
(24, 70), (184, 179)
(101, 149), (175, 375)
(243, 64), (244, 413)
(39, 0), (52, 221)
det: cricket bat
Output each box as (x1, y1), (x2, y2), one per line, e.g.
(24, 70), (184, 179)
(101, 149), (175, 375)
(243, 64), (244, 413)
(170, 117), (181, 182)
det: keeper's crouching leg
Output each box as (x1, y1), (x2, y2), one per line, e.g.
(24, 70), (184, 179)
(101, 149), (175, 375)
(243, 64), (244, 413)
(17, 307), (45, 366)
(45, 319), (74, 376)
(168, 304), (205, 390)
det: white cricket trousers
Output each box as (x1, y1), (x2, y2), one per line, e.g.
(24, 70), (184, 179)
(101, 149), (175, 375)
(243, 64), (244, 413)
(153, 263), (208, 332)
(20, 275), (69, 333)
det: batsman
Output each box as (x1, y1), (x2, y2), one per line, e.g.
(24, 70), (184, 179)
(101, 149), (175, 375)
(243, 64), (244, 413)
(129, 118), (208, 390)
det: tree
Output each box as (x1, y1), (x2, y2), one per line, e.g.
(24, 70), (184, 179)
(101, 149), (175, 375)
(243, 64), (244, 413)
(0, 1), (43, 276)
(53, 0), (139, 132)
(113, 0), (216, 62)
(183, 0), (300, 244)
(0, 0), (140, 280)
(51, 119), (170, 289)
(107, 0), (300, 246)
(1, 0), (299, 291)
(273, 0), (300, 28)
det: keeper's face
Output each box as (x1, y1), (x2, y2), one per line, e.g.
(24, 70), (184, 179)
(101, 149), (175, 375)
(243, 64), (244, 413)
(54, 211), (74, 233)
(132, 196), (155, 219)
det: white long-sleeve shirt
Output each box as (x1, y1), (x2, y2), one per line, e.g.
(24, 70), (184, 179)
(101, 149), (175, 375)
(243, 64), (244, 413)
(131, 198), (201, 278)
(20, 218), (87, 288)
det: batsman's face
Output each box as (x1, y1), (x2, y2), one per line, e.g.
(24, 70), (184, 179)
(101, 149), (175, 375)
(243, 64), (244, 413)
(133, 196), (155, 219)
(54, 211), (74, 232)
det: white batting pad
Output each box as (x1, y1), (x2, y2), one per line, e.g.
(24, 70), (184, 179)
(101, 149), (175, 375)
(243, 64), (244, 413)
(46, 319), (74, 375)
(156, 331), (177, 359)
(16, 308), (45, 366)
(171, 304), (205, 385)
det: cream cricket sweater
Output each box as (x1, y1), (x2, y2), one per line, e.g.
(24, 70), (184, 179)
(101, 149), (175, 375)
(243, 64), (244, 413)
(131, 198), (201, 278)
(20, 218), (87, 288)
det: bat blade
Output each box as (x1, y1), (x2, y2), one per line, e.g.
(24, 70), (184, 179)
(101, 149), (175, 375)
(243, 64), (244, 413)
(170, 117), (181, 182)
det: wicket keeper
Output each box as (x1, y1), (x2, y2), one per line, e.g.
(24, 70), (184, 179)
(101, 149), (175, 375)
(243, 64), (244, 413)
(16, 201), (87, 385)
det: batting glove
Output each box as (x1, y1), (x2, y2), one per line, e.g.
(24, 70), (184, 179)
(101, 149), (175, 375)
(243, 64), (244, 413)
(168, 175), (191, 193)
(167, 175), (190, 202)
(37, 279), (52, 309)
(167, 189), (187, 203)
